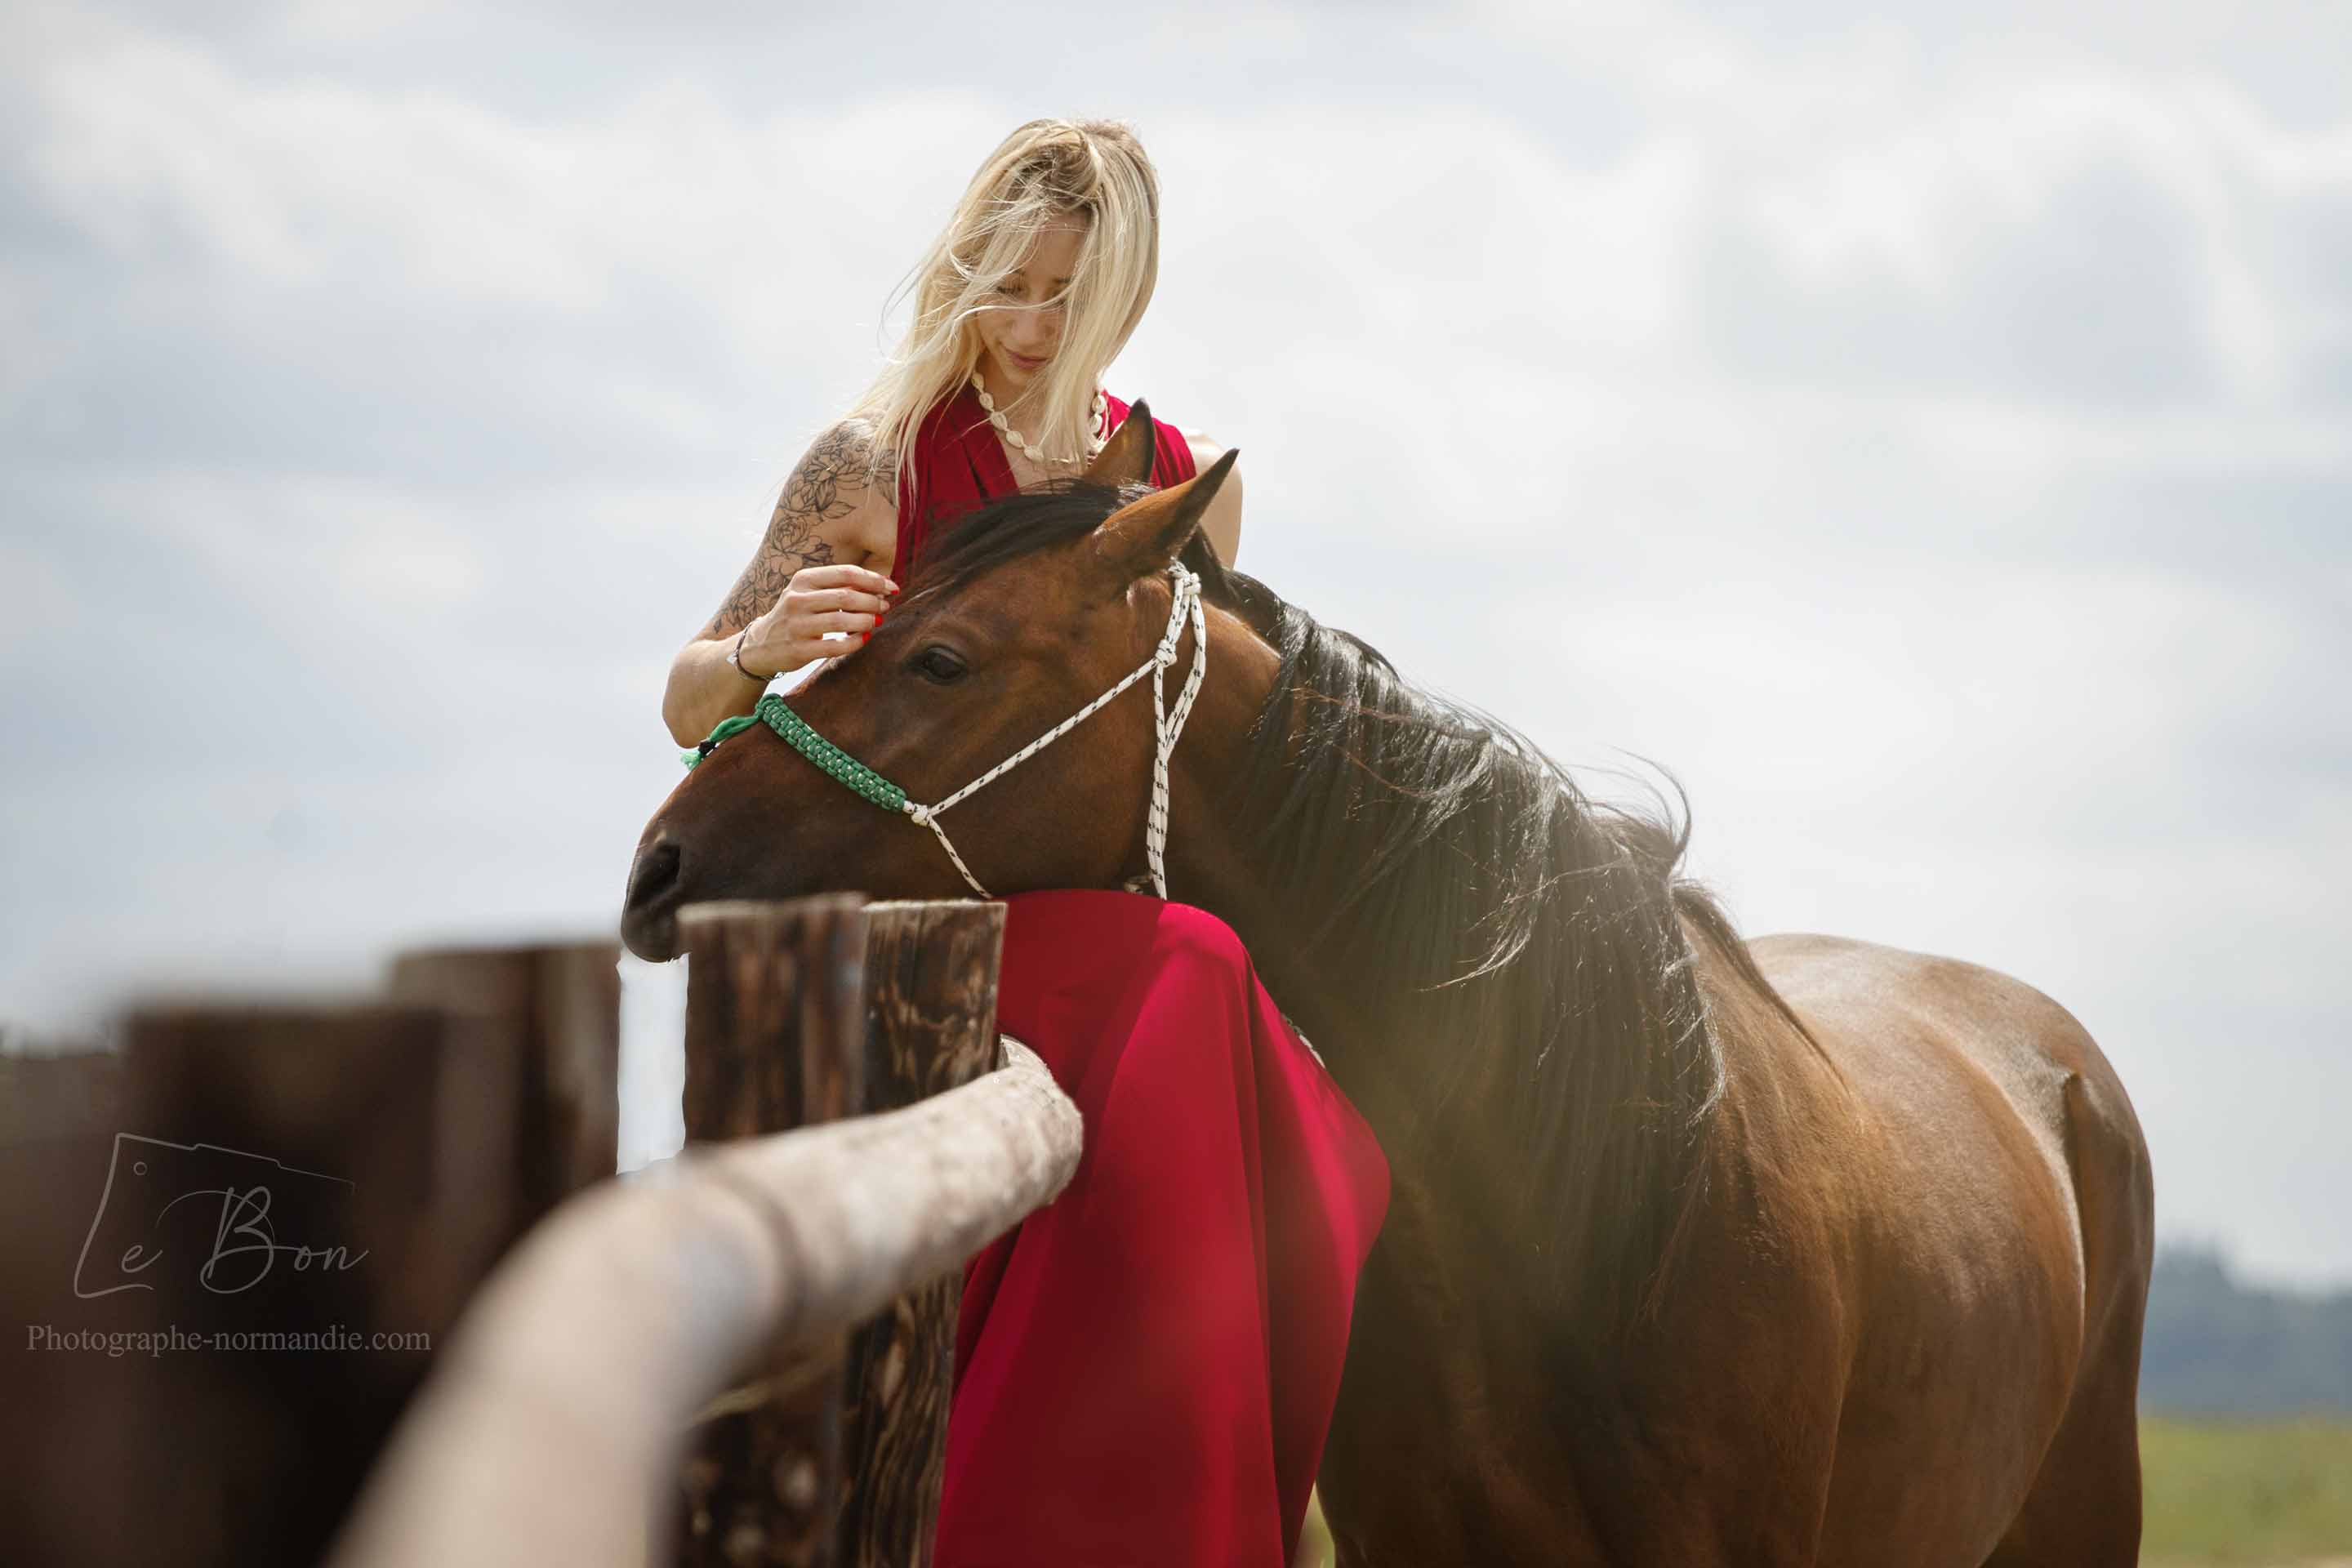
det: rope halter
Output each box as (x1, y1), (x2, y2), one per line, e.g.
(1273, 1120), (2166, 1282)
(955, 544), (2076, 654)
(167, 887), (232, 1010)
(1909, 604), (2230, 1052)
(684, 562), (1209, 900)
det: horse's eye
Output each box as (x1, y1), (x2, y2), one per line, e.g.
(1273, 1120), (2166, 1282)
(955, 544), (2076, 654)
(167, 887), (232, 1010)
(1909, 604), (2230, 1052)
(913, 646), (968, 685)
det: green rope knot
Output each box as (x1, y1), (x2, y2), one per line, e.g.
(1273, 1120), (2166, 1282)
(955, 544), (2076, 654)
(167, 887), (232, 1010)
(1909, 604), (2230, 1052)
(679, 712), (761, 768)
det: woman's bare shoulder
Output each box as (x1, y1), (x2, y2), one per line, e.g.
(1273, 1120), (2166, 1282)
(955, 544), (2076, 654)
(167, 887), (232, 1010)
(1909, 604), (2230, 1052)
(1178, 427), (1223, 461)
(801, 416), (900, 511)
(1177, 428), (1243, 565)
(789, 417), (902, 559)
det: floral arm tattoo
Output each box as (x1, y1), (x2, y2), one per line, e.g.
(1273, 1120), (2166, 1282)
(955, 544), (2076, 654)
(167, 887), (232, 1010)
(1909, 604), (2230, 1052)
(702, 421), (900, 637)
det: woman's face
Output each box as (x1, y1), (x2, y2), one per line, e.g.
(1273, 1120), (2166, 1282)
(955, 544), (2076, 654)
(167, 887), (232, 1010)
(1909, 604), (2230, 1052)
(975, 216), (1088, 392)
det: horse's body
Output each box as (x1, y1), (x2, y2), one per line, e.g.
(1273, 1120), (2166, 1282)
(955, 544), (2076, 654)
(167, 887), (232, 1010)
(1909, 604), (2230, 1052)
(1310, 931), (2149, 1566)
(622, 417), (2152, 1565)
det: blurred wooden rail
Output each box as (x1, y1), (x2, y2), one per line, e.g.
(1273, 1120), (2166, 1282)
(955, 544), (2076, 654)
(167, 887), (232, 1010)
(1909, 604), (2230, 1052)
(0, 896), (1081, 1568)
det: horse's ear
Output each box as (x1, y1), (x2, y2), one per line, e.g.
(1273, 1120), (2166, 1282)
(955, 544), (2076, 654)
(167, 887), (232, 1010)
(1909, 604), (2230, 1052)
(1089, 449), (1239, 582)
(1080, 397), (1158, 487)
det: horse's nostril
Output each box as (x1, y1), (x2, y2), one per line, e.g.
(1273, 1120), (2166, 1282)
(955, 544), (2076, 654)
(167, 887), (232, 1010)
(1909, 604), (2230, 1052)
(627, 837), (682, 912)
(621, 837), (686, 960)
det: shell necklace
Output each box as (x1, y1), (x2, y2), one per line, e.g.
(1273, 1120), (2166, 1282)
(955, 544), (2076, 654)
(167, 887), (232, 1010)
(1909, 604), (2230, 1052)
(970, 372), (1108, 466)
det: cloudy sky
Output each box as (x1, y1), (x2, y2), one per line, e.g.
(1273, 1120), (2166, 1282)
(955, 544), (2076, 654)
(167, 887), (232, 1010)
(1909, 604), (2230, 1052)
(4, 2), (2346, 1284)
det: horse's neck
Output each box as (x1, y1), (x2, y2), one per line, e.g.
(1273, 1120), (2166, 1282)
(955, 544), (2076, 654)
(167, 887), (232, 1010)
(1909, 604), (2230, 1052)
(1160, 626), (1493, 1161)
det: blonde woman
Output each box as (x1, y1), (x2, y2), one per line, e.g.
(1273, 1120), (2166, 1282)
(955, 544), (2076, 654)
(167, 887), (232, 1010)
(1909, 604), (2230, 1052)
(662, 119), (1238, 742)
(657, 120), (1388, 1568)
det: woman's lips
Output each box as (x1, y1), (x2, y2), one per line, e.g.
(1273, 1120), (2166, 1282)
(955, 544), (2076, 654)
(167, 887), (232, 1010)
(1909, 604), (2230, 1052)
(1007, 350), (1048, 371)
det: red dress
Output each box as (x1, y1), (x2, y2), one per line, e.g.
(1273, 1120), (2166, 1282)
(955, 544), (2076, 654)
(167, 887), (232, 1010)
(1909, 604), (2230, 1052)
(896, 385), (1392, 1566)
(892, 384), (1205, 583)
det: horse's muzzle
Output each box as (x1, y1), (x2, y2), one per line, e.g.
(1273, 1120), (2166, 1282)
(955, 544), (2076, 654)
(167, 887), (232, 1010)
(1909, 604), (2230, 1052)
(619, 835), (684, 961)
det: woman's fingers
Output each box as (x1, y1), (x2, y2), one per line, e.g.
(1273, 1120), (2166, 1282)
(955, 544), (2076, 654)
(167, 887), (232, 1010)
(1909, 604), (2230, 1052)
(792, 610), (880, 636)
(781, 587), (892, 622)
(763, 568), (893, 663)
(789, 563), (900, 597)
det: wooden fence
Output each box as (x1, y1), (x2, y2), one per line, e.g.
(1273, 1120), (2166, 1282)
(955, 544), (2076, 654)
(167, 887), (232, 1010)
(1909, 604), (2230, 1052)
(0, 896), (1081, 1568)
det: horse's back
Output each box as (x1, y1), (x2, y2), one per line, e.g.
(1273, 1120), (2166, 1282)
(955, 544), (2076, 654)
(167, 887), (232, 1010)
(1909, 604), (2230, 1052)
(1750, 933), (2138, 1151)
(1748, 933), (2150, 1290)
(1738, 933), (2154, 1566)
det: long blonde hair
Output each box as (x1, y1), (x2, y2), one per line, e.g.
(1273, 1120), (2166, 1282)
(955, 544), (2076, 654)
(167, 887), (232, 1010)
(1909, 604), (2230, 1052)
(850, 118), (1161, 506)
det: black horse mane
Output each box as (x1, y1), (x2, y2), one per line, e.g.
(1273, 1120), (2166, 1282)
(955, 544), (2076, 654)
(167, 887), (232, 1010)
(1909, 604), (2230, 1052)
(913, 481), (1802, 1337)
(1236, 603), (1757, 1338)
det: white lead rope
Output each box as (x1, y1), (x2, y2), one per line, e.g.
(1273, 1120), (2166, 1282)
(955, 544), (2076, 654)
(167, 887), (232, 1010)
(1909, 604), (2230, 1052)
(902, 563), (1208, 900)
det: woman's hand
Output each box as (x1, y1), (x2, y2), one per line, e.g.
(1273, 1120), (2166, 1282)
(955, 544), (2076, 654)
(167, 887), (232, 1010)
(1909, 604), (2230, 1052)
(739, 563), (899, 678)
(662, 420), (900, 746)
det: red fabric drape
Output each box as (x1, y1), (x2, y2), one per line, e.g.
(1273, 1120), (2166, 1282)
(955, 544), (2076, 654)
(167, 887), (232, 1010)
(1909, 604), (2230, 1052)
(884, 387), (1385, 1564)
(938, 892), (1390, 1568)
(890, 386), (1199, 585)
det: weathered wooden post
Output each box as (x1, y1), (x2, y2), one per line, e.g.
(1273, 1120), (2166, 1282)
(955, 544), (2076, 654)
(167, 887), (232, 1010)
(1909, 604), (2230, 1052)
(111, 1002), (457, 1568)
(677, 894), (871, 1566)
(675, 895), (1007, 1568)
(839, 901), (1006, 1568)
(0, 1048), (132, 1567)
(387, 939), (623, 1260)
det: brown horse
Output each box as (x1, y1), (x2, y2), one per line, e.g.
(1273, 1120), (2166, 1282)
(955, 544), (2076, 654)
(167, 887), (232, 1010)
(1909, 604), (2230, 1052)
(621, 413), (2154, 1566)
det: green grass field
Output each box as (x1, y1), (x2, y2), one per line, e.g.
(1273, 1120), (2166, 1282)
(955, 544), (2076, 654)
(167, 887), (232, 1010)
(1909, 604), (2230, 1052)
(1294, 1419), (2352, 1566)
(2142, 1416), (2352, 1565)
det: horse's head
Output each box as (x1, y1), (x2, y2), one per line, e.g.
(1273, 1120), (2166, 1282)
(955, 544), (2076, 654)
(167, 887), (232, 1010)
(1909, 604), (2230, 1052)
(621, 409), (1260, 960)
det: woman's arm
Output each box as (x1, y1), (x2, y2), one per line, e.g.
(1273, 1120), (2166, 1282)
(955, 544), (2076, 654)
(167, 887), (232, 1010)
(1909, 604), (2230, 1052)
(1185, 431), (1244, 566)
(662, 421), (900, 747)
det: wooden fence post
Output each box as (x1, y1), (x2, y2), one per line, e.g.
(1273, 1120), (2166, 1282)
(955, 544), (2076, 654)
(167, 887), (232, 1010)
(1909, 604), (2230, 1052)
(677, 894), (870, 1568)
(111, 1002), (457, 1568)
(673, 897), (1007, 1567)
(387, 940), (622, 1262)
(0, 1049), (131, 1568)
(838, 901), (1005, 1568)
